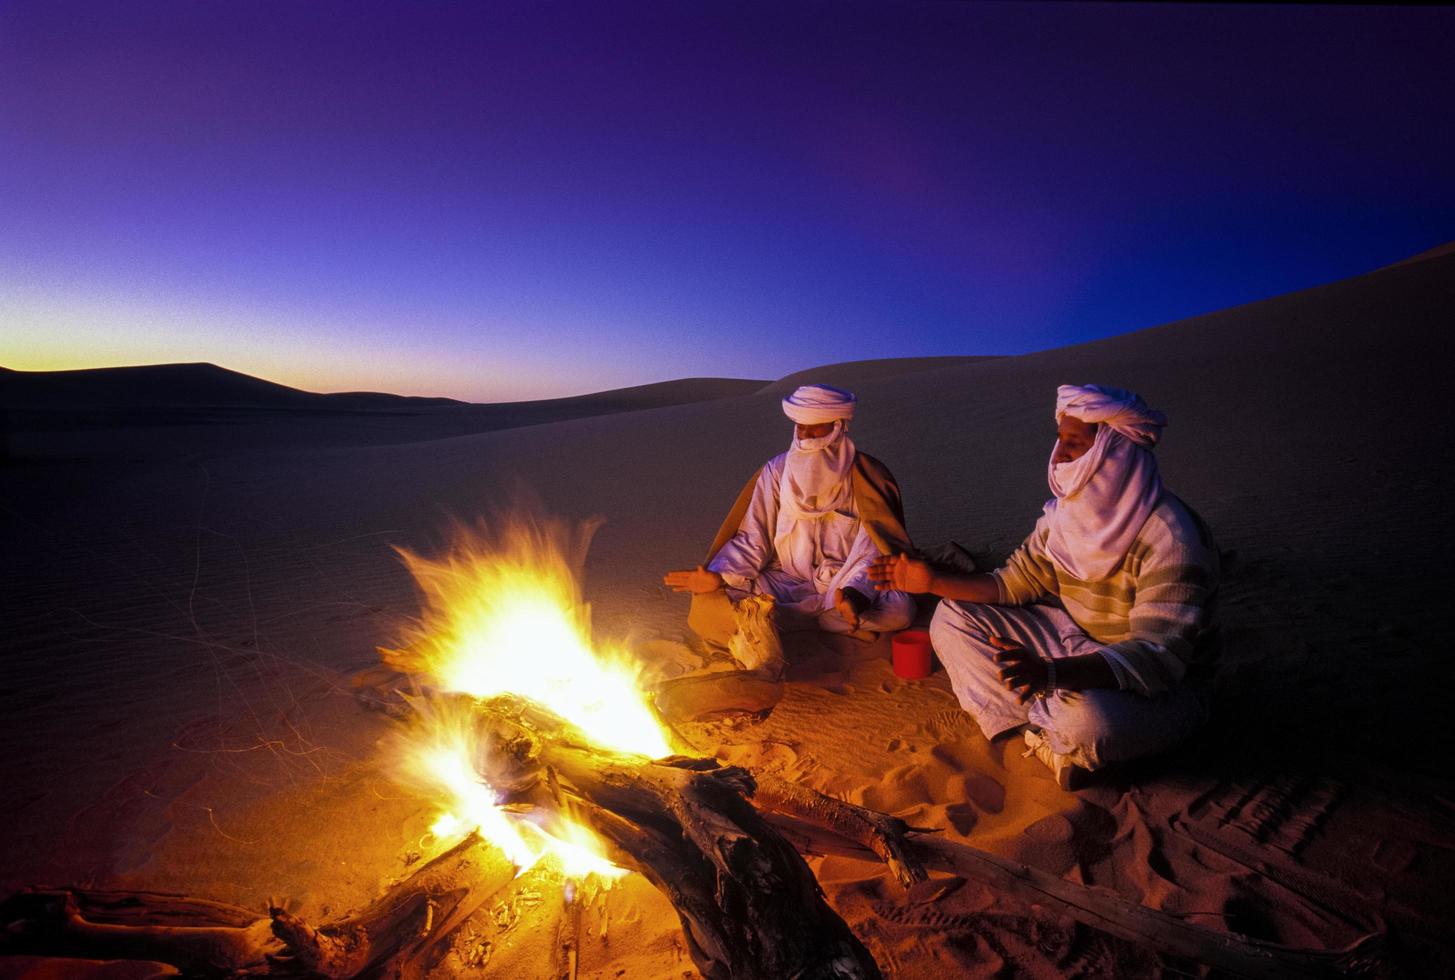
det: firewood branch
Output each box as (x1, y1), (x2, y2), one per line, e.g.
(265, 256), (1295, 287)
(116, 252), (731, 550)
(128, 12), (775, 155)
(0, 691), (1389, 980)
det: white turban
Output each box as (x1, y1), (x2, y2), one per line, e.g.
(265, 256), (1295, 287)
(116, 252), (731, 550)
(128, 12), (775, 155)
(1055, 384), (1165, 448)
(782, 384), (857, 425)
(1044, 385), (1165, 580)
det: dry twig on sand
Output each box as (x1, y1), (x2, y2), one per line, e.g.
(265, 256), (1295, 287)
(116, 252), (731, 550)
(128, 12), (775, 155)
(0, 693), (1388, 979)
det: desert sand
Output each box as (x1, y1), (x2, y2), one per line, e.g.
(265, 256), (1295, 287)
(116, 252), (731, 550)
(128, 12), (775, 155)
(2, 247), (1452, 977)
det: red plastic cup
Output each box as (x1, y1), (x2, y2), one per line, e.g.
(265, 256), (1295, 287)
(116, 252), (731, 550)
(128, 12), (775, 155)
(892, 629), (934, 679)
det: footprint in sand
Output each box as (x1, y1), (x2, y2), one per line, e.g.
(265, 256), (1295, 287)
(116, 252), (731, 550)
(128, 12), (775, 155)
(854, 762), (934, 812)
(962, 772), (1005, 814)
(927, 740), (1005, 813)
(1024, 813), (1075, 845)
(929, 739), (978, 769)
(944, 802), (977, 835)
(1011, 813), (1079, 872)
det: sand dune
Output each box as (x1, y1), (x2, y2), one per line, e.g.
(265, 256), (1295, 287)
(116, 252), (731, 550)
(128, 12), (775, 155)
(0, 362), (465, 410)
(0, 363), (767, 458)
(2, 245), (1452, 976)
(761, 355), (998, 395)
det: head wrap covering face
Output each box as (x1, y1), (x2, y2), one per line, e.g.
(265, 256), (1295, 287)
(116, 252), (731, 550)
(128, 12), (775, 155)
(774, 394), (859, 584)
(783, 419), (855, 515)
(782, 384), (857, 425)
(1043, 385), (1165, 580)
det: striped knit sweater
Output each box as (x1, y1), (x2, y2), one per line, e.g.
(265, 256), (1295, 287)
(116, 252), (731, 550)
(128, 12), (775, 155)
(991, 494), (1219, 697)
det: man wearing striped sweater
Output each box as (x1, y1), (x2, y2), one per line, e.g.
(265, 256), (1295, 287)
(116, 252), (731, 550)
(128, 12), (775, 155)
(870, 385), (1218, 788)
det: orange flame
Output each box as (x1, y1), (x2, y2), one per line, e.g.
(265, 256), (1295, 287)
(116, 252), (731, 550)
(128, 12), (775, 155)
(384, 516), (671, 879)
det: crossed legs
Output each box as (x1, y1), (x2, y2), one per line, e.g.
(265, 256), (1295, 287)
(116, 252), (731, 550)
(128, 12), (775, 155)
(688, 570), (914, 648)
(929, 599), (1206, 771)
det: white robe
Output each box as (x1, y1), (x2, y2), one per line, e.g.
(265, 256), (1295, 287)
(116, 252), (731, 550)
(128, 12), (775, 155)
(707, 453), (885, 620)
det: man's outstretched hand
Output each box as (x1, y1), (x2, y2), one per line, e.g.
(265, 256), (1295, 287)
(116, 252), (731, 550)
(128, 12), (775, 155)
(868, 553), (934, 593)
(989, 635), (1050, 704)
(833, 586), (871, 629)
(663, 565), (724, 594)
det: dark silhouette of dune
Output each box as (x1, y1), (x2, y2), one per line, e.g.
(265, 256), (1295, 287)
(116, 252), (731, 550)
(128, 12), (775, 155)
(0, 361), (766, 413)
(0, 363), (768, 458)
(0, 361), (464, 410)
(1, 354), (1036, 461)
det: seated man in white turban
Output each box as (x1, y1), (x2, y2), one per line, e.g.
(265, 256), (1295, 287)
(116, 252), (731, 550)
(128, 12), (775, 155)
(870, 385), (1218, 788)
(665, 384), (916, 673)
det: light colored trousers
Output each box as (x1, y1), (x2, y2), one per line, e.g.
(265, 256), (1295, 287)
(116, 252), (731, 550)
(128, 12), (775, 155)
(689, 569), (914, 647)
(929, 600), (1207, 771)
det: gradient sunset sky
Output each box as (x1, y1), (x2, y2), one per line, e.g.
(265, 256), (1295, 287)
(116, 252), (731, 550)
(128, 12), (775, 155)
(3, 2), (1452, 402)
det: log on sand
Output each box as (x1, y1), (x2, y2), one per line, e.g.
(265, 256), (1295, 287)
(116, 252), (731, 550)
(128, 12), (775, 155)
(0, 693), (879, 980)
(469, 693), (880, 980)
(1, 693), (1387, 979)
(0, 832), (514, 979)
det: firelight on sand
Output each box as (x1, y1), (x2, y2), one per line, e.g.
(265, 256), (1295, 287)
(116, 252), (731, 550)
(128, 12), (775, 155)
(384, 517), (673, 878)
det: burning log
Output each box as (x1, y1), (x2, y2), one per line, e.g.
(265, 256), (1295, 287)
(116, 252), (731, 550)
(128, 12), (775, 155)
(269, 831), (516, 978)
(1, 691), (1387, 979)
(0, 690), (882, 980)
(467, 695), (1385, 980)
(468, 693), (881, 979)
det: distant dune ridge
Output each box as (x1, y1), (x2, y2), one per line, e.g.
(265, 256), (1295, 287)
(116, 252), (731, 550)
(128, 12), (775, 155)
(0, 361), (771, 412)
(0, 363), (770, 456)
(0, 357), (999, 417)
(1, 242), (1453, 976)
(0, 355), (1010, 458)
(0, 361), (466, 410)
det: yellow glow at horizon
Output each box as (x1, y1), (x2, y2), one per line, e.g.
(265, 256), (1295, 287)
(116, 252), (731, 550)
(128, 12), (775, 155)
(0, 284), (581, 403)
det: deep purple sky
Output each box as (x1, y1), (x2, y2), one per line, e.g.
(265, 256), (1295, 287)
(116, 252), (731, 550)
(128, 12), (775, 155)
(3, 2), (1452, 401)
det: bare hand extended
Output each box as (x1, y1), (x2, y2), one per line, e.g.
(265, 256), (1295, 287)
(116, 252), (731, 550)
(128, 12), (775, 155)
(867, 553), (933, 593)
(663, 565), (724, 594)
(990, 635), (1050, 704)
(833, 586), (871, 628)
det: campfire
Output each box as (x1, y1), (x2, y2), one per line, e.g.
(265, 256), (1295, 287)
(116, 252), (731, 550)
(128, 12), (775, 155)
(367, 515), (883, 977)
(0, 514), (1384, 979)
(383, 516), (670, 881)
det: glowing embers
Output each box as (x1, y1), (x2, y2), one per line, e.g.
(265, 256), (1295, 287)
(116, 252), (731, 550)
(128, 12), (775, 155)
(385, 516), (670, 880)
